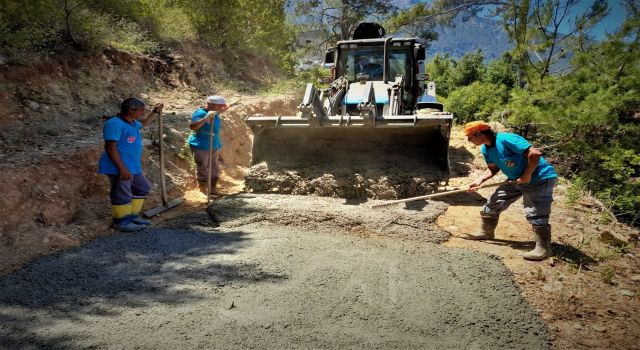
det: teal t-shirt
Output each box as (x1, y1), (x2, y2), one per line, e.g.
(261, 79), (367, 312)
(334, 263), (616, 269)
(187, 108), (221, 150)
(98, 116), (144, 175)
(481, 132), (557, 182)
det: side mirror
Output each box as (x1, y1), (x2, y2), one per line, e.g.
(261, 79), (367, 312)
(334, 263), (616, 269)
(415, 47), (426, 61)
(323, 50), (335, 68)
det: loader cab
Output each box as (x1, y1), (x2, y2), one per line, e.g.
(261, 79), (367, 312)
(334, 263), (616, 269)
(334, 39), (421, 113)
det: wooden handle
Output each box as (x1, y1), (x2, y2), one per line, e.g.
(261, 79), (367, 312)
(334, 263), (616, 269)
(371, 181), (509, 209)
(207, 115), (215, 205)
(158, 111), (168, 206)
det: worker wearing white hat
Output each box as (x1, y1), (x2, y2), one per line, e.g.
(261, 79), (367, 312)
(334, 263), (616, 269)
(188, 95), (229, 196)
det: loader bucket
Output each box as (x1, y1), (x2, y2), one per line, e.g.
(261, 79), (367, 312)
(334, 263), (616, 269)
(245, 121), (452, 199)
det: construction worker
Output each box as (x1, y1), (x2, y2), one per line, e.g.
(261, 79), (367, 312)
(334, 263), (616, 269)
(463, 121), (558, 260)
(188, 95), (229, 195)
(98, 97), (164, 232)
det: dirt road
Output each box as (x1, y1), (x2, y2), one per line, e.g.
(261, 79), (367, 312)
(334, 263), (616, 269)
(0, 195), (550, 349)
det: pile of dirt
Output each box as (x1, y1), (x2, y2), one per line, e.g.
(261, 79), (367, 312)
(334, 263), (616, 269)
(245, 127), (450, 199)
(207, 193), (450, 242)
(246, 163), (446, 199)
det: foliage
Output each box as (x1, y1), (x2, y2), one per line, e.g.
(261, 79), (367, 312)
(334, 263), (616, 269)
(390, 0), (610, 85)
(416, 1), (640, 225)
(505, 3), (640, 225)
(444, 82), (508, 124)
(451, 50), (486, 87)
(72, 11), (160, 53)
(0, 0), (293, 66)
(263, 65), (331, 96)
(427, 50), (494, 98)
(486, 52), (518, 88)
(290, 0), (397, 43)
(0, 1), (63, 63)
(426, 53), (456, 97)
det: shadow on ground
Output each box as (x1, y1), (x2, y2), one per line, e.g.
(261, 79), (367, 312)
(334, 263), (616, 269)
(449, 145), (475, 177)
(467, 238), (597, 268)
(0, 223), (286, 348)
(552, 243), (598, 269)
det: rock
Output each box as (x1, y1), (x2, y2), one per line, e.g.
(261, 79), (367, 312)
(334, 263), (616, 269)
(599, 230), (629, 247)
(630, 274), (640, 281)
(0, 53), (7, 65)
(26, 100), (40, 111)
(591, 325), (607, 332)
(565, 217), (576, 224)
(619, 289), (636, 297)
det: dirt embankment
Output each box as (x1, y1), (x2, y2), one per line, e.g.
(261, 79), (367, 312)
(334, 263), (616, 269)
(0, 46), (294, 275)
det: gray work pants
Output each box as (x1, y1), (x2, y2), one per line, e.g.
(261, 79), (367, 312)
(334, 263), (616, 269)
(481, 178), (557, 226)
(191, 146), (219, 182)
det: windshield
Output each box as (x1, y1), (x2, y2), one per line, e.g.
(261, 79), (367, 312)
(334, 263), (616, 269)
(336, 45), (410, 82)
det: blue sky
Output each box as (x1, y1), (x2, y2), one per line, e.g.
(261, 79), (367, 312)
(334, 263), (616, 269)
(564, 0), (628, 39)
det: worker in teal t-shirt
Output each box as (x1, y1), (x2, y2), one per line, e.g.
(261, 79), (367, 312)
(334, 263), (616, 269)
(463, 121), (557, 261)
(98, 97), (163, 232)
(187, 95), (228, 195)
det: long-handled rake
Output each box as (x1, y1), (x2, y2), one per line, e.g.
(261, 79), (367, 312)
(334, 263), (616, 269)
(144, 111), (184, 217)
(371, 181), (510, 210)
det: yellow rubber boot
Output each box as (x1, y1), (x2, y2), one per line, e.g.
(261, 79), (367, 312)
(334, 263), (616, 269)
(112, 203), (145, 232)
(131, 198), (151, 225)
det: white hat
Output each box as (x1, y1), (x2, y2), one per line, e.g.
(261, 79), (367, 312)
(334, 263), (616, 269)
(206, 95), (226, 105)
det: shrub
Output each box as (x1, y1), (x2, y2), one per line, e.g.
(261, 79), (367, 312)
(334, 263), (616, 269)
(444, 82), (508, 124)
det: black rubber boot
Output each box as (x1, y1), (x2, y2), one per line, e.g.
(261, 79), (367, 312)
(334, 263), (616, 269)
(463, 216), (499, 240)
(522, 225), (552, 261)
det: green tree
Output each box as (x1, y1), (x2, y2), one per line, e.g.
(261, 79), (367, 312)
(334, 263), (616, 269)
(445, 81), (508, 123)
(486, 52), (518, 88)
(291, 0), (397, 43)
(390, 0), (609, 85)
(451, 50), (485, 87)
(504, 2), (640, 224)
(426, 53), (455, 97)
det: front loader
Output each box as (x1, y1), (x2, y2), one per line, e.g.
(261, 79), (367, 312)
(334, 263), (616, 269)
(244, 23), (453, 199)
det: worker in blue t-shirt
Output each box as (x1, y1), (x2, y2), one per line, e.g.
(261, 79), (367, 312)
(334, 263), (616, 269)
(187, 95), (229, 196)
(98, 97), (164, 232)
(463, 121), (558, 261)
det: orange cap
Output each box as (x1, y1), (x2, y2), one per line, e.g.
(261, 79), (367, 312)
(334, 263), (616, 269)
(464, 121), (491, 136)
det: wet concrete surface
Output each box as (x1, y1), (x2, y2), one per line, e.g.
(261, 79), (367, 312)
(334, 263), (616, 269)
(0, 195), (549, 349)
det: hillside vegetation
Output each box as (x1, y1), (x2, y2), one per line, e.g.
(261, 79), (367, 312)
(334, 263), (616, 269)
(392, 0), (640, 226)
(0, 0), (294, 70)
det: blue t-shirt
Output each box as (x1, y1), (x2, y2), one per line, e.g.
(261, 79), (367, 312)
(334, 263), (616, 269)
(98, 116), (144, 175)
(187, 108), (221, 150)
(481, 132), (557, 182)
